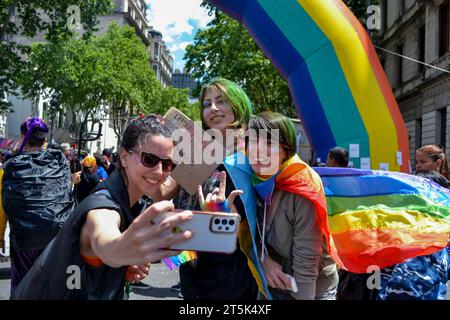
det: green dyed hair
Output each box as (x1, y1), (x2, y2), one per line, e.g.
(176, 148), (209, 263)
(247, 111), (297, 158)
(200, 78), (253, 130)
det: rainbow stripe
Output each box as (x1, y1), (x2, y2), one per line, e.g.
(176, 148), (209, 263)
(201, 200), (230, 212)
(162, 251), (197, 270)
(208, 0), (410, 172)
(315, 167), (450, 273)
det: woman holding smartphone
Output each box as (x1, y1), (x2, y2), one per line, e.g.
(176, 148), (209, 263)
(12, 115), (194, 300)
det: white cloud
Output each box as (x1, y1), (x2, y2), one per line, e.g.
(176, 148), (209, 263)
(146, 0), (211, 43)
(169, 41), (192, 53)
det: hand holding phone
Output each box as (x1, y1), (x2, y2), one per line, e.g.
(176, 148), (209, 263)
(286, 275), (298, 293)
(153, 210), (241, 254)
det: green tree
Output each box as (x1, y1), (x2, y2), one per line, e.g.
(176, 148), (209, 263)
(0, 0), (113, 111)
(156, 87), (200, 121)
(19, 24), (161, 140)
(185, 1), (378, 118)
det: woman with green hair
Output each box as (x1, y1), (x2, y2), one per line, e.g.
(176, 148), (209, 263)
(153, 78), (258, 300)
(246, 111), (338, 300)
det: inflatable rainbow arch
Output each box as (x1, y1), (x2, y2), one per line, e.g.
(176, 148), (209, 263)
(208, 0), (410, 172)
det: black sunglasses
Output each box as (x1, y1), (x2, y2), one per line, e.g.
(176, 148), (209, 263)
(129, 150), (176, 172)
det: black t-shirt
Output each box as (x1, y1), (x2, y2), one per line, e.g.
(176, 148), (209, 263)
(177, 164), (258, 300)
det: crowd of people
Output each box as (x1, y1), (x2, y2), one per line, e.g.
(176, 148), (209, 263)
(0, 77), (449, 300)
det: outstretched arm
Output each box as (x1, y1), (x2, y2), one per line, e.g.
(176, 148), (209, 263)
(80, 201), (193, 268)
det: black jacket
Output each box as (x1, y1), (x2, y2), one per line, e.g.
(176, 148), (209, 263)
(12, 171), (143, 300)
(2, 149), (75, 251)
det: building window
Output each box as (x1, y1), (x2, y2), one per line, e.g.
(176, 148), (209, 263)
(439, 107), (447, 148)
(415, 118), (422, 151)
(396, 44), (403, 87)
(439, 0), (449, 57)
(382, 0), (388, 32)
(418, 26), (425, 73)
(154, 43), (159, 59)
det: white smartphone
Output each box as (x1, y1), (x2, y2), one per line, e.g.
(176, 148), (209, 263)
(153, 210), (241, 254)
(287, 275), (298, 293)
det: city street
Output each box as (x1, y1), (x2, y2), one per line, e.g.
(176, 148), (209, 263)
(1, 258), (449, 300)
(0, 260), (182, 300)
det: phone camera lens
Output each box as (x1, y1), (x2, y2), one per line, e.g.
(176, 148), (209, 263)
(221, 219), (227, 225)
(229, 220), (235, 226)
(214, 218), (220, 225)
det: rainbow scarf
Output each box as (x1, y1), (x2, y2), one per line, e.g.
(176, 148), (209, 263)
(265, 155), (332, 256)
(251, 174), (277, 205)
(315, 167), (450, 273)
(162, 251), (197, 270)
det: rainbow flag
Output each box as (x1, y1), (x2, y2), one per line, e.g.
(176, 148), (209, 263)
(162, 251), (197, 270)
(315, 167), (450, 273)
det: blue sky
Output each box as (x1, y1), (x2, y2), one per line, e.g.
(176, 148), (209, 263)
(145, 0), (211, 72)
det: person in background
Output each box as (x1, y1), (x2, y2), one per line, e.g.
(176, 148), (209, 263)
(415, 144), (448, 179)
(75, 156), (101, 203)
(60, 143), (73, 161)
(2, 117), (75, 294)
(95, 154), (109, 181)
(103, 148), (117, 176)
(326, 147), (349, 168)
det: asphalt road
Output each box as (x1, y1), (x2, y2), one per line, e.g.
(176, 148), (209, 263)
(1, 259), (449, 300)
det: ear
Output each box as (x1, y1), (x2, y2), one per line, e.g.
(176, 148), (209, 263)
(119, 148), (129, 169)
(436, 158), (443, 170)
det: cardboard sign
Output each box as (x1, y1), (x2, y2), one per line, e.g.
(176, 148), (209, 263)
(164, 108), (221, 195)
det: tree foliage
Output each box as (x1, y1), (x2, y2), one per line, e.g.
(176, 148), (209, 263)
(19, 23), (193, 140)
(0, 0), (113, 111)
